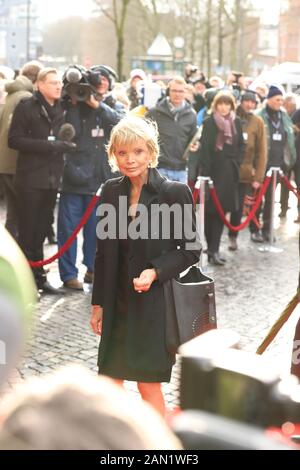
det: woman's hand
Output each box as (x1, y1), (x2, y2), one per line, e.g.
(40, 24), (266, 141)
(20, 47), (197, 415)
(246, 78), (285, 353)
(252, 181), (260, 190)
(90, 305), (103, 336)
(189, 142), (199, 152)
(133, 269), (157, 293)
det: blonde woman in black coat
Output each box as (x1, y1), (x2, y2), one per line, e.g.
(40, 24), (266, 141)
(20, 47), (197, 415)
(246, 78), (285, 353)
(90, 116), (201, 416)
(199, 91), (244, 265)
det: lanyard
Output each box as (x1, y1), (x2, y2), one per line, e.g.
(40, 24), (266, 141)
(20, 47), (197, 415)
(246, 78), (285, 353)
(267, 111), (282, 131)
(41, 105), (54, 136)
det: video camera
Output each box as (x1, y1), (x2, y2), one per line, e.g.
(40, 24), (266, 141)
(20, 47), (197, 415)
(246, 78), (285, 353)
(179, 330), (300, 430)
(62, 65), (102, 102)
(185, 64), (199, 83)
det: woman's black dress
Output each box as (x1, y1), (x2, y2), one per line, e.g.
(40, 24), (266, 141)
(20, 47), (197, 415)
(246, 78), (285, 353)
(99, 219), (172, 383)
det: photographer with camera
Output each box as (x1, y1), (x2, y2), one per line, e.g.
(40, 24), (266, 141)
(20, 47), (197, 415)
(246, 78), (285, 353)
(226, 71), (246, 102)
(58, 64), (125, 290)
(8, 68), (75, 295)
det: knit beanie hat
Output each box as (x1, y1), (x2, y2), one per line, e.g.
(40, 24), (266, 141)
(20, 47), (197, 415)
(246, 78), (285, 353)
(241, 91), (257, 103)
(90, 65), (118, 91)
(267, 85), (283, 99)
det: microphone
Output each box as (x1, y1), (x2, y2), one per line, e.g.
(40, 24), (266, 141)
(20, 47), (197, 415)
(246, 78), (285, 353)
(65, 67), (82, 84)
(58, 123), (76, 142)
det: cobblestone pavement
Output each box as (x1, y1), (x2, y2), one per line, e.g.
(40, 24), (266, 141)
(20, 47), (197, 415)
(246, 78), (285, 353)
(1, 191), (300, 410)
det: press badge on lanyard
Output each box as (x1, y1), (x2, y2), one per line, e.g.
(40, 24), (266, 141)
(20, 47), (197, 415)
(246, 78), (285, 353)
(273, 132), (282, 142)
(243, 132), (248, 142)
(91, 127), (104, 138)
(48, 131), (56, 142)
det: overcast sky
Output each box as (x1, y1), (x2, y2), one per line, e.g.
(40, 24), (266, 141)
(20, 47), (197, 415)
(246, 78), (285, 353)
(36, 0), (280, 25)
(36, 0), (95, 24)
(252, 0), (280, 24)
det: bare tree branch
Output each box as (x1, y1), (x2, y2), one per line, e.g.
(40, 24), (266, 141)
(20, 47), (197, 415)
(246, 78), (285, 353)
(93, 0), (132, 78)
(94, 0), (115, 23)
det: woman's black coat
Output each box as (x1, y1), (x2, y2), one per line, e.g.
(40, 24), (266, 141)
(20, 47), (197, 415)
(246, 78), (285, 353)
(199, 114), (245, 213)
(92, 168), (201, 373)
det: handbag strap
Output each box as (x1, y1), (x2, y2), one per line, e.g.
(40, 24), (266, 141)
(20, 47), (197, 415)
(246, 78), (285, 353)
(159, 178), (201, 266)
(208, 293), (216, 323)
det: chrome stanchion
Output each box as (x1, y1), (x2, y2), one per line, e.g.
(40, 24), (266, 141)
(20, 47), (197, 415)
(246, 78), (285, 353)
(195, 176), (211, 268)
(259, 167), (283, 254)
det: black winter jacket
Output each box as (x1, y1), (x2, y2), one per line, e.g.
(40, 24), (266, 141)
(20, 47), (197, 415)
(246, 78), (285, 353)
(92, 168), (201, 372)
(8, 92), (65, 189)
(199, 114), (245, 213)
(147, 98), (197, 171)
(61, 98), (125, 195)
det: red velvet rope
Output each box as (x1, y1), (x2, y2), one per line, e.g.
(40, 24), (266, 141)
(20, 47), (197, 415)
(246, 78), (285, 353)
(29, 194), (100, 268)
(209, 176), (271, 232)
(281, 175), (300, 201)
(193, 188), (200, 204)
(31, 172), (291, 267)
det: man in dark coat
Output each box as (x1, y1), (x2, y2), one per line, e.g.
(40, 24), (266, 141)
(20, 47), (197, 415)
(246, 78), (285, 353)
(8, 68), (74, 294)
(146, 76), (198, 183)
(0, 61), (42, 240)
(58, 65), (125, 290)
(256, 86), (296, 241)
(228, 92), (267, 250)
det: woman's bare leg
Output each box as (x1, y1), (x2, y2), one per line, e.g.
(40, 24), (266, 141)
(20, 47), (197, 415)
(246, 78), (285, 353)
(137, 382), (165, 417)
(113, 379), (124, 387)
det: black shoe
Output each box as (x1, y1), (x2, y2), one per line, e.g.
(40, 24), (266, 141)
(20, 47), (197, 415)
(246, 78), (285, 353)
(83, 271), (94, 284)
(262, 233), (276, 243)
(250, 232), (264, 243)
(38, 281), (65, 295)
(208, 252), (226, 266)
(228, 236), (238, 251)
(294, 214), (300, 224)
(279, 210), (287, 218)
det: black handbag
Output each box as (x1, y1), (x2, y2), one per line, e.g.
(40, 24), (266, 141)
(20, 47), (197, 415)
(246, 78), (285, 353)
(163, 265), (217, 354)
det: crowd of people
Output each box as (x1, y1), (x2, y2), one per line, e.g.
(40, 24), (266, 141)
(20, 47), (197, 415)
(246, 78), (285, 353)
(1, 59), (300, 445)
(0, 62), (299, 280)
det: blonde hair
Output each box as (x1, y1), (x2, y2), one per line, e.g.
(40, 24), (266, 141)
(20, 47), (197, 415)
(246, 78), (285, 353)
(37, 67), (58, 83)
(168, 76), (186, 88)
(211, 90), (236, 113)
(107, 116), (159, 172)
(1, 366), (182, 450)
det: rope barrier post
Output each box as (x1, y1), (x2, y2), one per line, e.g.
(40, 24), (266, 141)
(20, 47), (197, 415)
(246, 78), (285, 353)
(259, 167), (283, 254)
(200, 177), (212, 269)
(195, 176), (211, 269)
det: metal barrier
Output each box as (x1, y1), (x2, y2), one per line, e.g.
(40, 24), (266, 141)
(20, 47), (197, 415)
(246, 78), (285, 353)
(259, 167), (283, 254)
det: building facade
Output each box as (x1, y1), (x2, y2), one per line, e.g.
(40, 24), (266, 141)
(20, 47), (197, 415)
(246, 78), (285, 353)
(279, 0), (300, 62)
(0, 0), (41, 70)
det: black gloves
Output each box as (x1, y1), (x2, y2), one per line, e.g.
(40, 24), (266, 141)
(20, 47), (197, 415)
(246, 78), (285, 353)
(51, 140), (77, 154)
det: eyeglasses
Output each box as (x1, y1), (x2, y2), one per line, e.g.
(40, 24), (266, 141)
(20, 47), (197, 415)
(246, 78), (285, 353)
(45, 81), (62, 87)
(169, 89), (185, 94)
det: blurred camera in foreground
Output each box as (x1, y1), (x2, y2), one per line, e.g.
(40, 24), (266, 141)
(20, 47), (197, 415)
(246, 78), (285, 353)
(179, 330), (300, 429)
(171, 330), (300, 449)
